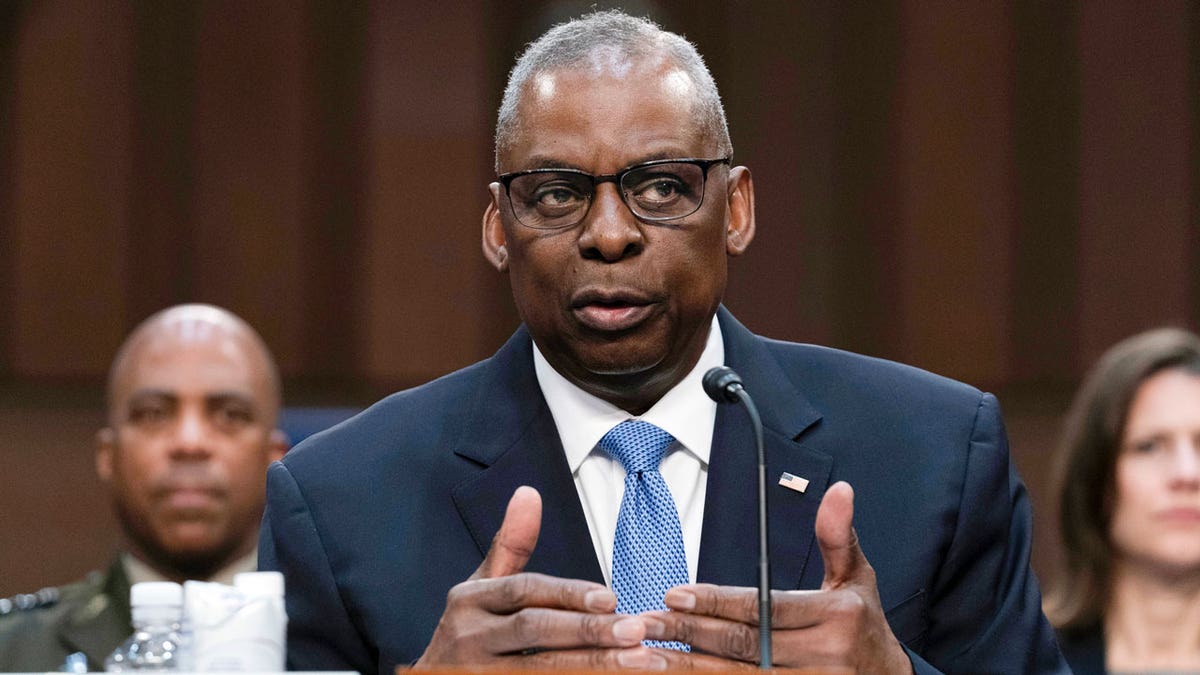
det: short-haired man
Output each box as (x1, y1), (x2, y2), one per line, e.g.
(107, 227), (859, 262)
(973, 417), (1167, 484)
(0, 304), (288, 671)
(261, 12), (1067, 674)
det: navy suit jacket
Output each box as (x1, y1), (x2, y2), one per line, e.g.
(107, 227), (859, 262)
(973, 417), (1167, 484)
(259, 309), (1067, 674)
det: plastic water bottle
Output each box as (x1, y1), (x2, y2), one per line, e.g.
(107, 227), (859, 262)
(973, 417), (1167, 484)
(104, 582), (185, 671)
(184, 571), (287, 671)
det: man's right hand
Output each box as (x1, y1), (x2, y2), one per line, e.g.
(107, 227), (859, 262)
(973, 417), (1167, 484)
(413, 486), (667, 669)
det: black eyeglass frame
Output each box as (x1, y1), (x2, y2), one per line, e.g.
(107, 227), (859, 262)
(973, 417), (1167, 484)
(497, 156), (732, 230)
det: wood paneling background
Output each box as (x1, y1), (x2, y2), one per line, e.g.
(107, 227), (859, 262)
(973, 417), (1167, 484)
(1, 0), (1197, 599)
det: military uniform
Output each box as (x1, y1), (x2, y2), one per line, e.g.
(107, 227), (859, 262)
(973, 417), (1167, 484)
(0, 560), (132, 672)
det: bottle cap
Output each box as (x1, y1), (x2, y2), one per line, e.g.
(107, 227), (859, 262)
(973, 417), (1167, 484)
(130, 581), (183, 608)
(233, 571), (284, 597)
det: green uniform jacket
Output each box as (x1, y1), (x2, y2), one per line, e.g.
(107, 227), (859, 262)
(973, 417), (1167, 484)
(0, 560), (132, 672)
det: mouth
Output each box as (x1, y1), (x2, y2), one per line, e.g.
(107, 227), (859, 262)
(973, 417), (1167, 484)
(1158, 507), (1200, 523)
(570, 289), (660, 332)
(155, 479), (225, 512)
(162, 487), (222, 511)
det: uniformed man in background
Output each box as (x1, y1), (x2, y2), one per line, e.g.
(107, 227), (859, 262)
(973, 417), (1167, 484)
(0, 304), (288, 671)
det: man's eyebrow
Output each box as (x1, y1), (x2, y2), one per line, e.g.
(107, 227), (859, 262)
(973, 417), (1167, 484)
(628, 151), (691, 165)
(205, 391), (258, 407)
(518, 156), (584, 171)
(127, 389), (175, 403)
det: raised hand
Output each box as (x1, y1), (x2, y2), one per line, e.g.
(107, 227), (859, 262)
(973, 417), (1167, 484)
(414, 486), (667, 670)
(643, 481), (911, 674)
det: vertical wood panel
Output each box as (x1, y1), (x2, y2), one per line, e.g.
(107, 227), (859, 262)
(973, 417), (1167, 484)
(298, 0), (369, 379)
(1012, 0), (1081, 384)
(719, 4), (838, 347)
(828, 2), (904, 359)
(895, 0), (1014, 386)
(11, 0), (132, 376)
(1190, 3), (1200, 329)
(190, 1), (308, 374)
(360, 0), (497, 385)
(0, 2), (26, 375)
(125, 1), (200, 325)
(1078, 3), (1193, 365)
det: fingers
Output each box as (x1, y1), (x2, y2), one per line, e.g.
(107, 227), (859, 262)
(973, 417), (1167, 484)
(484, 608), (646, 653)
(471, 485), (542, 580)
(421, 572), (626, 667)
(663, 584), (757, 624)
(648, 607), (858, 668)
(650, 589), (872, 667)
(660, 586), (848, 628)
(457, 572), (615, 614)
(814, 481), (870, 589)
(518, 646), (670, 671)
(642, 608), (759, 662)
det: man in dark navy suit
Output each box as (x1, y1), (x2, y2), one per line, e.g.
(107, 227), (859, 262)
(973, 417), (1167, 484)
(260, 11), (1067, 674)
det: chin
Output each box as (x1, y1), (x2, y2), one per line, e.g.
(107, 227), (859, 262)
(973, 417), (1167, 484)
(160, 525), (225, 552)
(1120, 547), (1200, 580)
(577, 348), (664, 377)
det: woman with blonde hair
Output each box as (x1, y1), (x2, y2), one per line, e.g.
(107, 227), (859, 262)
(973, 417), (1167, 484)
(1046, 327), (1200, 674)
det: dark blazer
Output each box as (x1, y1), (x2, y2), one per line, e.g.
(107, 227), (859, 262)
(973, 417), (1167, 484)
(259, 308), (1067, 675)
(0, 559), (132, 672)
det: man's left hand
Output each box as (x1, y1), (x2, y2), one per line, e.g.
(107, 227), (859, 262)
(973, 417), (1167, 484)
(642, 481), (913, 674)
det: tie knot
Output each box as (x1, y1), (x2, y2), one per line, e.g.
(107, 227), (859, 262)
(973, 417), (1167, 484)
(599, 420), (675, 474)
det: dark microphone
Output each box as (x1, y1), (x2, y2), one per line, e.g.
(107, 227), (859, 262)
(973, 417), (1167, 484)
(702, 366), (771, 669)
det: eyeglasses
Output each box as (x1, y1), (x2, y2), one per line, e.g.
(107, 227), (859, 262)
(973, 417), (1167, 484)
(497, 157), (731, 230)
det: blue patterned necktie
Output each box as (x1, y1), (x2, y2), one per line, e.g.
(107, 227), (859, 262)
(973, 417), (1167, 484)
(600, 420), (690, 651)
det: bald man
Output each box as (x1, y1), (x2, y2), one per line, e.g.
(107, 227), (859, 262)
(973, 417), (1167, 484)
(0, 304), (287, 672)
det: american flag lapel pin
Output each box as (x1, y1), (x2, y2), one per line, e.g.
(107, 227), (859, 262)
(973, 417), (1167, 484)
(778, 472), (809, 493)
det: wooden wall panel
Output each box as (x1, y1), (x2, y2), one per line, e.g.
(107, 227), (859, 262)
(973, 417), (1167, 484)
(717, 4), (838, 348)
(0, 2), (25, 377)
(1193, 2), (1200, 330)
(1011, 0), (1081, 385)
(824, 2), (905, 360)
(124, 1), (200, 326)
(11, 1), (132, 376)
(1078, 2), (1194, 367)
(297, 1), (369, 380)
(359, 0), (502, 384)
(189, 1), (309, 375)
(895, 0), (1014, 387)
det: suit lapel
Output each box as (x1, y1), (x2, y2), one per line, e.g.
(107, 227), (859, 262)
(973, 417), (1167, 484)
(59, 560), (132, 671)
(450, 328), (604, 584)
(698, 309), (833, 590)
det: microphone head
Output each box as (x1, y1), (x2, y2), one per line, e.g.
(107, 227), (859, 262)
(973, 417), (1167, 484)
(703, 366), (744, 403)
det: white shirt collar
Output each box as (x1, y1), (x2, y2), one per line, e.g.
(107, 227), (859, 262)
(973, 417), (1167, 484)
(533, 315), (724, 472)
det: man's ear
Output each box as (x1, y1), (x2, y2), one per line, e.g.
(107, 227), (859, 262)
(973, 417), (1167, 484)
(725, 166), (756, 257)
(96, 427), (115, 483)
(268, 429), (288, 463)
(482, 182), (509, 272)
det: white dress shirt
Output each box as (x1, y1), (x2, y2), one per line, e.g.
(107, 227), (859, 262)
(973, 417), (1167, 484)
(532, 316), (722, 586)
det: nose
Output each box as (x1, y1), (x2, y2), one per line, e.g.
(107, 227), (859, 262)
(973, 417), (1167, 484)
(170, 408), (212, 460)
(577, 183), (644, 262)
(1168, 437), (1200, 488)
